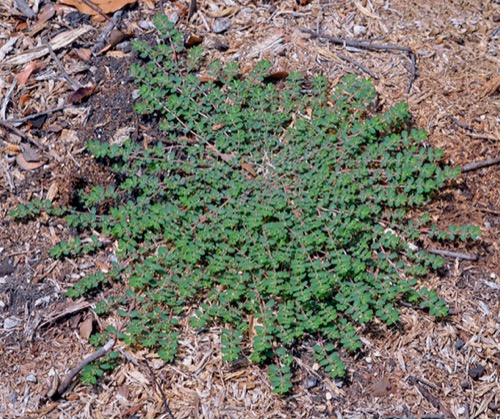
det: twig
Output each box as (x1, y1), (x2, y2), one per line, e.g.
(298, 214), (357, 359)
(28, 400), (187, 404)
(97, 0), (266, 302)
(301, 28), (417, 93)
(426, 248), (478, 261)
(81, 0), (111, 21)
(0, 118), (26, 139)
(92, 10), (123, 54)
(188, 0), (197, 21)
(479, 207), (500, 215)
(5, 105), (70, 125)
(1, 78), (17, 120)
(51, 339), (115, 399)
(118, 348), (176, 419)
(410, 375), (438, 390)
(406, 49), (417, 94)
(461, 156), (500, 173)
(0, 119), (45, 149)
(337, 53), (378, 79)
(14, 0), (35, 18)
(466, 132), (498, 142)
(44, 41), (82, 90)
(464, 402), (470, 419)
(143, 358), (176, 419)
(447, 114), (473, 132)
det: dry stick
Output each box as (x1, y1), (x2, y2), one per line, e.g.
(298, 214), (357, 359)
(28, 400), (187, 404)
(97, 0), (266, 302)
(300, 28), (417, 93)
(0, 119), (45, 149)
(461, 156), (500, 173)
(447, 114), (473, 132)
(51, 338), (115, 399)
(81, 0), (111, 21)
(466, 132), (499, 142)
(14, 0), (35, 18)
(406, 50), (417, 94)
(92, 10), (123, 54)
(5, 105), (70, 125)
(188, 0), (197, 21)
(44, 41), (82, 90)
(0, 78), (17, 120)
(158, 0), (165, 15)
(117, 348), (176, 419)
(411, 375), (438, 391)
(143, 358), (176, 419)
(337, 52), (378, 79)
(426, 248), (478, 261)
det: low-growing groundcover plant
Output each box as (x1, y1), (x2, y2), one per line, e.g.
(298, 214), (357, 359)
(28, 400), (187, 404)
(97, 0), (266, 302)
(12, 15), (479, 393)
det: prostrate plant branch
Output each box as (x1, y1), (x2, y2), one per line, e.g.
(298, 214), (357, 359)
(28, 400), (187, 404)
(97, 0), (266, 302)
(49, 339), (115, 399)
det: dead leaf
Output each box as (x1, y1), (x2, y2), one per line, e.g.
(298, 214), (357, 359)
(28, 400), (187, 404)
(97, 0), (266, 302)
(16, 153), (44, 170)
(185, 34), (203, 48)
(30, 4), (56, 34)
(59, 0), (137, 15)
(15, 62), (39, 85)
(19, 94), (32, 107)
(98, 30), (134, 53)
(197, 74), (220, 83)
(368, 377), (394, 397)
(241, 162), (257, 178)
(212, 123), (225, 131)
(67, 85), (96, 104)
(74, 48), (91, 61)
(79, 317), (93, 340)
(219, 152), (235, 163)
(264, 71), (289, 83)
(21, 144), (40, 162)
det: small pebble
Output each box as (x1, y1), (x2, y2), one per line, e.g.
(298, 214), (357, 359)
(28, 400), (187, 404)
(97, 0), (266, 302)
(304, 376), (317, 389)
(138, 20), (154, 31)
(469, 364), (486, 380)
(353, 24), (367, 36)
(455, 338), (465, 350)
(365, 356), (372, 363)
(35, 296), (51, 307)
(457, 407), (465, 414)
(26, 374), (37, 383)
(461, 380), (470, 389)
(3, 317), (22, 330)
(325, 391), (332, 400)
(212, 17), (232, 34)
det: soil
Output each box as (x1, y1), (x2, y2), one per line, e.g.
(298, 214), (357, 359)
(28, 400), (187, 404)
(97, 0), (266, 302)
(0, 0), (498, 418)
